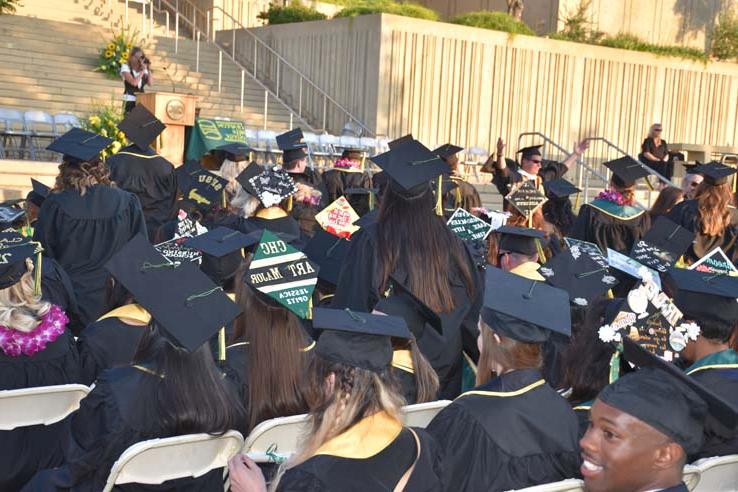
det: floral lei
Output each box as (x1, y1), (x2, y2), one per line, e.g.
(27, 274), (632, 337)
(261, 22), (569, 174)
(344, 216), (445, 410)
(334, 158), (359, 170)
(596, 189), (629, 206)
(0, 305), (69, 357)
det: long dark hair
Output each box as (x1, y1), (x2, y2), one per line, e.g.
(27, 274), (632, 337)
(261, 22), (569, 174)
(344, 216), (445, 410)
(543, 197), (576, 236)
(649, 186), (684, 219)
(132, 321), (246, 435)
(377, 185), (475, 312)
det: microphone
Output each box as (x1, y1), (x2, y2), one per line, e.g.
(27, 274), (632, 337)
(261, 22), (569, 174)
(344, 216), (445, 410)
(162, 65), (177, 94)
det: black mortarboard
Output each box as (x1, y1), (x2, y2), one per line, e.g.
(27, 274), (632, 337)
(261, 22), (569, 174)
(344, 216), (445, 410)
(353, 209), (379, 228)
(0, 207), (25, 229)
(0, 199), (24, 208)
(667, 267), (738, 326)
(182, 227), (257, 286)
(375, 275), (443, 337)
(482, 267), (571, 343)
(643, 217), (695, 258)
(183, 169), (227, 210)
(313, 307), (411, 373)
(117, 105), (165, 151)
(683, 161), (704, 175)
(0, 231), (41, 289)
(234, 162), (263, 197)
(369, 139), (450, 196)
(517, 145), (543, 160)
(28, 179), (51, 207)
(104, 234), (241, 352)
(698, 161), (737, 186)
(387, 134), (414, 150)
(603, 156), (650, 187)
(47, 128), (112, 164)
(433, 143), (464, 160)
(216, 142), (250, 162)
(276, 128), (307, 163)
(544, 178), (581, 199)
(496, 225), (545, 256)
(175, 159), (202, 195)
(304, 228), (349, 287)
(506, 180), (548, 217)
(598, 338), (738, 455)
(242, 168), (298, 208)
(539, 250), (618, 306)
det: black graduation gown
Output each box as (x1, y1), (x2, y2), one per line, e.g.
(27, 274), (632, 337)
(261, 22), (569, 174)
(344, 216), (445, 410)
(443, 175), (481, 216)
(213, 210), (306, 249)
(41, 256), (83, 335)
(667, 200), (738, 264)
(108, 145), (179, 240)
(33, 185), (147, 325)
(492, 160), (567, 201)
(426, 369), (581, 492)
(322, 168), (374, 216)
(287, 168), (328, 237)
(22, 366), (225, 492)
(277, 414), (444, 492)
(0, 326), (83, 491)
(331, 223), (483, 399)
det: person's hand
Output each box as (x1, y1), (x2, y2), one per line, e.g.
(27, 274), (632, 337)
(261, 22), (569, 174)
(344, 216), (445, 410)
(573, 139), (590, 156)
(228, 454), (267, 492)
(662, 155), (669, 162)
(496, 137), (506, 157)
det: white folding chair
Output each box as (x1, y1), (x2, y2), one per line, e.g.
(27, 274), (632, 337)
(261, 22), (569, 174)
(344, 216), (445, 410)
(683, 463), (701, 491)
(24, 110), (56, 160)
(401, 400), (452, 429)
(691, 454), (738, 491)
(53, 113), (81, 134)
(242, 413), (309, 463)
(102, 430), (244, 492)
(507, 478), (585, 491)
(0, 108), (31, 159)
(0, 384), (90, 430)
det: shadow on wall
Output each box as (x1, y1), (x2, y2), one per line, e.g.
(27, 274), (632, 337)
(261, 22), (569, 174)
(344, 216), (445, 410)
(673, 0), (730, 52)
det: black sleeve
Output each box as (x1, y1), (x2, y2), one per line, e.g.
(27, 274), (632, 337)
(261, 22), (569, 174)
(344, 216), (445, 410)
(460, 247), (483, 363)
(569, 205), (593, 242)
(641, 138), (653, 154)
(33, 199), (60, 259)
(331, 228), (378, 311)
(277, 468), (326, 492)
(128, 193), (149, 241)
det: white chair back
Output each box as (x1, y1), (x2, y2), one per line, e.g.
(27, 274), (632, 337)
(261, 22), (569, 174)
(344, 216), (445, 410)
(682, 464), (701, 491)
(507, 478), (585, 491)
(691, 454), (738, 491)
(102, 430), (244, 492)
(0, 384), (90, 430)
(242, 413), (309, 463)
(401, 400), (452, 429)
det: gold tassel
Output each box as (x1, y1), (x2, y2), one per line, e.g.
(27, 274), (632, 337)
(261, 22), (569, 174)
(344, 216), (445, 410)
(607, 289), (614, 299)
(535, 239), (547, 263)
(218, 328), (226, 362)
(287, 195), (293, 212)
(454, 186), (462, 208)
(368, 191), (375, 211)
(435, 176), (443, 217)
(306, 297), (313, 320)
(33, 250), (42, 297)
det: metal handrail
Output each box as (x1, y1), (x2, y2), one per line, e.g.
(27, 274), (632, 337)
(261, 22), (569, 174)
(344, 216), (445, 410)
(517, 132), (608, 182)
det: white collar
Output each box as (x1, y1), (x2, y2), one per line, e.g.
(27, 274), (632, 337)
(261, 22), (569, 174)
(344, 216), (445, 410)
(518, 168), (537, 180)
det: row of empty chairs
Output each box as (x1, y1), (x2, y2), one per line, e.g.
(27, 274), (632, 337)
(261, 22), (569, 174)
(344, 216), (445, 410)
(0, 108), (81, 160)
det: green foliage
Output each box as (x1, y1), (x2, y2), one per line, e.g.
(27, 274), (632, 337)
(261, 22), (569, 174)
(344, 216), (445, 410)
(95, 28), (140, 78)
(335, 1), (439, 21)
(82, 104), (127, 160)
(450, 11), (534, 35)
(712, 9), (738, 61)
(257, 2), (327, 25)
(550, 0), (603, 43)
(0, 0), (21, 15)
(598, 34), (707, 62)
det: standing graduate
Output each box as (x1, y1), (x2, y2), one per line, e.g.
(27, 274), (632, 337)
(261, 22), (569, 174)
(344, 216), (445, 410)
(433, 143), (482, 215)
(427, 267), (580, 492)
(108, 105), (178, 240)
(332, 138), (483, 399)
(228, 308), (445, 492)
(322, 147), (373, 213)
(24, 235), (245, 492)
(34, 129), (147, 325)
(667, 161), (738, 264)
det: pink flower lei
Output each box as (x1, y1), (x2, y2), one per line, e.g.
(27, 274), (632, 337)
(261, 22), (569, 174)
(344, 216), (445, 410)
(596, 189), (629, 206)
(334, 158), (359, 170)
(0, 305), (69, 357)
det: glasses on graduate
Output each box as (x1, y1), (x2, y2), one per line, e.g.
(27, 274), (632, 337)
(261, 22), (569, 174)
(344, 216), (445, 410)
(529, 159), (543, 164)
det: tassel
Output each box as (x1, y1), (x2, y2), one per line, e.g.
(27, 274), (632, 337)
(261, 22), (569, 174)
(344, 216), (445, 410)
(33, 250), (42, 297)
(535, 239), (546, 263)
(306, 297), (313, 320)
(218, 328), (226, 362)
(454, 186), (462, 208)
(287, 195), (293, 212)
(608, 346), (623, 383)
(368, 191), (375, 211)
(435, 176), (443, 217)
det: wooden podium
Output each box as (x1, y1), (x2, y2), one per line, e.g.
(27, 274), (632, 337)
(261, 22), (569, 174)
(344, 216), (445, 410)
(137, 92), (197, 166)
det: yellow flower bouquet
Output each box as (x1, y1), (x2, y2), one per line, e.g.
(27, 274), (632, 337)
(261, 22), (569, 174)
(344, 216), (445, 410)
(95, 28), (142, 78)
(82, 103), (128, 160)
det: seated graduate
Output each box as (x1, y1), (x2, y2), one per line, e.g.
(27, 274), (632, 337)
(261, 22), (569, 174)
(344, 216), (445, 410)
(580, 339), (738, 492)
(667, 267), (738, 459)
(228, 308), (445, 492)
(542, 178), (580, 238)
(322, 147), (373, 213)
(489, 226), (546, 280)
(23, 234), (245, 492)
(34, 129), (147, 326)
(107, 106), (178, 240)
(426, 267), (581, 492)
(222, 229), (315, 430)
(304, 228), (350, 308)
(0, 234), (80, 491)
(433, 143), (482, 215)
(332, 137), (483, 399)
(216, 142), (253, 201)
(25, 178), (51, 234)
(667, 161), (738, 264)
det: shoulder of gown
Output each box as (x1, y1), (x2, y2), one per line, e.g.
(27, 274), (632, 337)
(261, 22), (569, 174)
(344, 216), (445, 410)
(331, 224), (379, 311)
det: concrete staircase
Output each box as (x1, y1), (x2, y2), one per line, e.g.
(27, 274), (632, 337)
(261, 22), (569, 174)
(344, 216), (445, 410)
(0, 0), (294, 129)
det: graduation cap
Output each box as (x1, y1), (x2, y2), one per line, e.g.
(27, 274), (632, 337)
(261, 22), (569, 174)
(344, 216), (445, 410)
(482, 266), (571, 343)
(544, 178), (580, 199)
(276, 128), (307, 163)
(698, 161), (737, 186)
(496, 225), (545, 256)
(353, 208), (379, 228)
(667, 267), (738, 326)
(243, 168), (298, 208)
(27, 179), (51, 208)
(117, 105), (165, 151)
(234, 162), (263, 197)
(0, 230), (42, 290)
(598, 337), (738, 455)
(682, 161), (704, 175)
(433, 143), (464, 160)
(175, 159), (202, 195)
(629, 217), (695, 273)
(505, 180), (548, 218)
(539, 250), (618, 306)
(603, 156), (650, 187)
(104, 234), (241, 352)
(344, 187), (379, 211)
(182, 227), (258, 287)
(387, 134), (414, 150)
(47, 128), (112, 164)
(244, 229), (318, 319)
(369, 139), (450, 196)
(447, 208), (493, 243)
(216, 142), (250, 162)
(315, 196), (360, 239)
(312, 307), (412, 373)
(375, 275), (443, 337)
(689, 246), (737, 276)
(183, 169), (227, 210)
(517, 144), (543, 161)
(304, 228), (350, 287)
(0, 207), (25, 229)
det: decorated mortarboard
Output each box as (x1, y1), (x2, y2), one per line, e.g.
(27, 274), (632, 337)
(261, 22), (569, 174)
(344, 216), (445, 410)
(539, 250), (618, 307)
(234, 161), (263, 197)
(667, 267), (738, 325)
(496, 225), (545, 256)
(276, 128), (307, 163)
(153, 238), (202, 266)
(380, 275), (443, 336)
(369, 139), (450, 196)
(630, 217), (694, 273)
(603, 156), (650, 187)
(0, 230), (42, 290)
(0, 207), (25, 228)
(28, 179), (51, 207)
(0, 198), (24, 208)
(607, 248), (662, 289)
(353, 208), (379, 228)
(46, 128), (112, 164)
(315, 196), (360, 239)
(313, 307), (411, 373)
(183, 169), (227, 210)
(104, 234), (241, 352)
(688, 246), (738, 276)
(433, 143), (464, 160)
(244, 167), (298, 208)
(244, 230), (318, 318)
(304, 228), (350, 287)
(183, 227), (257, 287)
(564, 238), (609, 270)
(698, 161), (737, 186)
(117, 104), (165, 151)
(175, 159), (203, 195)
(505, 180), (548, 218)
(216, 142), (250, 162)
(482, 266), (571, 343)
(387, 134), (414, 150)
(447, 208), (493, 243)
(476, 208), (510, 231)
(516, 144), (543, 160)
(544, 178), (581, 199)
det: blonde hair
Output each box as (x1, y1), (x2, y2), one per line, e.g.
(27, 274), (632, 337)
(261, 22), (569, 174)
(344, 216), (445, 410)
(220, 159), (250, 198)
(54, 160), (112, 196)
(229, 187), (260, 218)
(476, 319), (542, 386)
(0, 261), (51, 333)
(696, 182), (734, 236)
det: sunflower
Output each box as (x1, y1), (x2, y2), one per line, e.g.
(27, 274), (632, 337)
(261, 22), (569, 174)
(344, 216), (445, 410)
(105, 50), (114, 58)
(107, 42), (115, 50)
